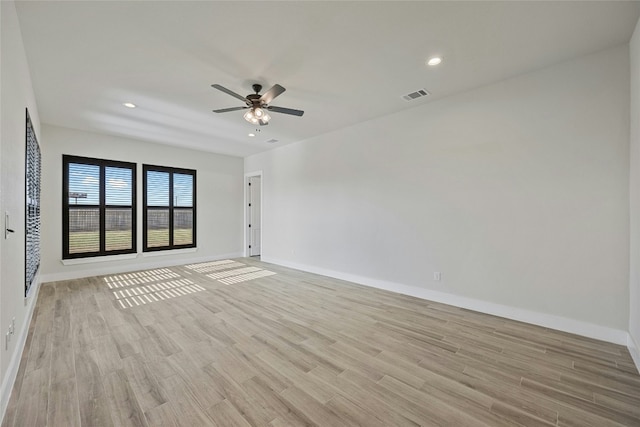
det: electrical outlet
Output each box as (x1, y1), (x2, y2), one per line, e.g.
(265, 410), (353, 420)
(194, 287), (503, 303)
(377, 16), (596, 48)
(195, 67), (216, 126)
(433, 272), (442, 281)
(10, 317), (15, 335)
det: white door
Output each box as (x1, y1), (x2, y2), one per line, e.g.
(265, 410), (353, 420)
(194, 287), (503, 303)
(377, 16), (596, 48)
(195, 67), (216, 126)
(248, 176), (261, 256)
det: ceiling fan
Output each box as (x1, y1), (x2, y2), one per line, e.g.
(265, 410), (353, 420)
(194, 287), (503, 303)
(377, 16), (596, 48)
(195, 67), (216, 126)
(211, 83), (304, 126)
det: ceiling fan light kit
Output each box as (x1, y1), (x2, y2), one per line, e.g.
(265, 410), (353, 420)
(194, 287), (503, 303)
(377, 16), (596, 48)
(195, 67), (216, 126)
(212, 83), (304, 127)
(244, 107), (271, 125)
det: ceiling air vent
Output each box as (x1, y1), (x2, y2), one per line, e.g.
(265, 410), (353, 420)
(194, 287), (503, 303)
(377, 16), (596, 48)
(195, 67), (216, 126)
(402, 88), (429, 102)
(266, 139), (278, 144)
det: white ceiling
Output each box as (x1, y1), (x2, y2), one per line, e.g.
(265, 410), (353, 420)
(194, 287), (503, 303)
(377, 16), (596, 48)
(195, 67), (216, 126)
(15, 1), (640, 158)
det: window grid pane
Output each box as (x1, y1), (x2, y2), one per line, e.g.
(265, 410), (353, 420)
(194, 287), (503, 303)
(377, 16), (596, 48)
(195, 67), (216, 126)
(63, 156), (136, 259)
(105, 166), (133, 206)
(68, 163), (100, 205)
(68, 207), (100, 254)
(174, 208), (193, 245)
(105, 208), (133, 251)
(173, 173), (193, 207)
(147, 171), (169, 207)
(147, 209), (170, 248)
(143, 165), (196, 251)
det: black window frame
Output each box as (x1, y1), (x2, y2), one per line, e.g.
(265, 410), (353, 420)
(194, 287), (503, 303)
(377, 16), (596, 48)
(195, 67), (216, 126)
(142, 164), (196, 252)
(62, 155), (137, 259)
(25, 109), (41, 296)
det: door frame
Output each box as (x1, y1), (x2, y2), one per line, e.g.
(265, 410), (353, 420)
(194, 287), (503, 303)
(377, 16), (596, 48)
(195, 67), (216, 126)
(244, 170), (263, 257)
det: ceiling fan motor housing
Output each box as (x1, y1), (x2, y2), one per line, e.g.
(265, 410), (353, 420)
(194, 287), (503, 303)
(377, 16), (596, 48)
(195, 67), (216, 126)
(246, 94), (262, 107)
(247, 85), (264, 107)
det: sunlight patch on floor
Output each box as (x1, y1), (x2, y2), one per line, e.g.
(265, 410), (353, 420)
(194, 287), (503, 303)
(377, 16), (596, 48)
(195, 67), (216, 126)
(218, 269), (276, 285)
(105, 271), (206, 309)
(186, 260), (276, 285)
(206, 266), (262, 279)
(104, 268), (180, 288)
(185, 259), (244, 273)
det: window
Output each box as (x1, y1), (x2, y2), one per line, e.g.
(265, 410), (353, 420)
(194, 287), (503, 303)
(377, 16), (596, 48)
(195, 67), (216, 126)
(143, 165), (196, 251)
(63, 155), (136, 259)
(25, 110), (41, 295)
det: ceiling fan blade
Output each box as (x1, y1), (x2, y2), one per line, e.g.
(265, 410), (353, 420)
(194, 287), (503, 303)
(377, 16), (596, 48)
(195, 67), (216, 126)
(267, 106), (304, 117)
(212, 106), (248, 113)
(211, 84), (247, 102)
(260, 84), (286, 104)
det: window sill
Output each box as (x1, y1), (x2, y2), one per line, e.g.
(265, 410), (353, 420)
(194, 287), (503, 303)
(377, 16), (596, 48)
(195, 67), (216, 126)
(141, 247), (197, 257)
(60, 247), (197, 265)
(61, 253), (138, 266)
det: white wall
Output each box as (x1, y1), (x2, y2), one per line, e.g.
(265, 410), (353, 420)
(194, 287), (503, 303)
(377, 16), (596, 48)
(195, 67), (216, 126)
(246, 45), (631, 341)
(40, 125), (244, 281)
(0, 0), (42, 419)
(629, 17), (640, 369)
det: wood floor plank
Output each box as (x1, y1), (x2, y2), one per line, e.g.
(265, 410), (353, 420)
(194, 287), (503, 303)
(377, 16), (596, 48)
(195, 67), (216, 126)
(166, 352), (225, 410)
(594, 389), (640, 418)
(325, 394), (388, 427)
(71, 314), (94, 353)
(11, 368), (49, 427)
(46, 378), (81, 427)
(86, 312), (109, 339)
(201, 364), (275, 426)
(489, 401), (555, 427)
(74, 349), (115, 427)
(279, 386), (350, 427)
(522, 377), (640, 426)
(50, 339), (74, 385)
(377, 373), (512, 426)
(205, 399), (253, 427)
(122, 354), (167, 413)
(155, 375), (216, 426)
(419, 355), (561, 425)
(92, 334), (124, 376)
(25, 308), (53, 374)
(307, 365), (420, 427)
(256, 349), (338, 403)
(241, 375), (312, 425)
(145, 325), (181, 357)
(102, 369), (148, 427)
(143, 402), (180, 427)
(111, 324), (144, 359)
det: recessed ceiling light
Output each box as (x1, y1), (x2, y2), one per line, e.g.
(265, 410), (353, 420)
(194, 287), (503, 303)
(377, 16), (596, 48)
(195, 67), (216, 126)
(427, 57), (442, 66)
(123, 102), (136, 108)
(248, 133), (255, 137)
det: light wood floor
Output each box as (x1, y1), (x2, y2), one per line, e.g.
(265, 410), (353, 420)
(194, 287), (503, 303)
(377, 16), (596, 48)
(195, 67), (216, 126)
(3, 258), (640, 427)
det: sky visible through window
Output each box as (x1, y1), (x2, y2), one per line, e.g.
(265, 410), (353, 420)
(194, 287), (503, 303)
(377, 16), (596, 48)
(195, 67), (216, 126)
(146, 171), (193, 207)
(68, 164), (193, 207)
(174, 173), (193, 207)
(147, 171), (169, 206)
(68, 163), (132, 205)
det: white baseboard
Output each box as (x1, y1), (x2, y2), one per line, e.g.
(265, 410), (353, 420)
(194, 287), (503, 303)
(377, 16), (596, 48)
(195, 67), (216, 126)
(40, 251), (244, 283)
(0, 277), (41, 424)
(262, 256), (629, 346)
(628, 333), (640, 374)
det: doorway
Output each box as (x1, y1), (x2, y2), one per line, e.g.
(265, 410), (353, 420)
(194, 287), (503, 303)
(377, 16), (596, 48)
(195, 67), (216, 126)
(245, 172), (262, 257)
